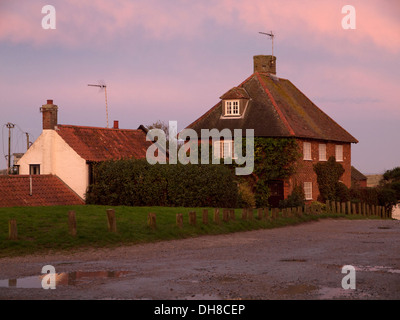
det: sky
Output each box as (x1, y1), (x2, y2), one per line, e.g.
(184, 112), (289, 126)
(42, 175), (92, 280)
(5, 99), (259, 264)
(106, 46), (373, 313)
(0, 0), (399, 174)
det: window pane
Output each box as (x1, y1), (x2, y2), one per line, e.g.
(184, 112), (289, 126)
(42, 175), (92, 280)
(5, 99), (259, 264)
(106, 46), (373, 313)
(335, 145), (343, 161)
(304, 182), (312, 200)
(303, 142), (311, 160)
(319, 144), (326, 161)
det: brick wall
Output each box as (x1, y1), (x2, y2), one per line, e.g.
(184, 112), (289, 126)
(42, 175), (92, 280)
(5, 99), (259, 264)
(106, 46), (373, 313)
(284, 139), (352, 203)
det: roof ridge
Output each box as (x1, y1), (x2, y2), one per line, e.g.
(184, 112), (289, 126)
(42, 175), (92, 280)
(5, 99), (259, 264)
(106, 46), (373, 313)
(57, 124), (141, 132)
(255, 72), (295, 136)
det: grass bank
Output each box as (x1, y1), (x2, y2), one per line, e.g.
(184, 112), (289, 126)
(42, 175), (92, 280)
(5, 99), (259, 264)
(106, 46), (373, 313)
(0, 205), (383, 258)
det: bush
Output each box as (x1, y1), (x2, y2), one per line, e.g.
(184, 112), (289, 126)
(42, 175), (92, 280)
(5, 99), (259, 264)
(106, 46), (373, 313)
(86, 159), (238, 208)
(279, 184), (305, 208)
(237, 182), (256, 208)
(314, 156), (345, 202)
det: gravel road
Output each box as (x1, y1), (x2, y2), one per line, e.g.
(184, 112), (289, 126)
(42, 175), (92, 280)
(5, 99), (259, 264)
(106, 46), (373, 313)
(0, 218), (399, 300)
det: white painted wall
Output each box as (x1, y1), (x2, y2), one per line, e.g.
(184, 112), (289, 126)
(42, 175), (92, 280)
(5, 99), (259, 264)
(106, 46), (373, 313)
(17, 130), (88, 199)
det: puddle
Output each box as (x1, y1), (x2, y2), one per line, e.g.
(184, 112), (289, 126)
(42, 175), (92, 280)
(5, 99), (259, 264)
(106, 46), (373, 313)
(355, 265), (400, 274)
(0, 270), (131, 289)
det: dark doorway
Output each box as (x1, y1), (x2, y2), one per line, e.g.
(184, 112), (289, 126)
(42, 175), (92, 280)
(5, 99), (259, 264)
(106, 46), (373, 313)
(268, 180), (284, 208)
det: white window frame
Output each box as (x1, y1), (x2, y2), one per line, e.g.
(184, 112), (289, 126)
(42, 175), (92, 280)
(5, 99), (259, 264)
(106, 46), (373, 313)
(225, 100), (240, 116)
(213, 140), (236, 159)
(304, 182), (313, 200)
(319, 144), (327, 161)
(335, 145), (343, 162)
(303, 142), (312, 160)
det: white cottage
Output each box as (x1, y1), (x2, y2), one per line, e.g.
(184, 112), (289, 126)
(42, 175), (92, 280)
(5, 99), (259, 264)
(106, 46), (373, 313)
(17, 100), (153, 200)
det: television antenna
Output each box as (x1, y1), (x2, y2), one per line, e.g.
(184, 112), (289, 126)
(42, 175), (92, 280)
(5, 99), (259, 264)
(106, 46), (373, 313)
(259, 31), (275, 56)
(88, 80), (109, 128)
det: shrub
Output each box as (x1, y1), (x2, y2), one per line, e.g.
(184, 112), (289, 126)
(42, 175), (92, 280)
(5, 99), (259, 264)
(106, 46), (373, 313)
(237, 182), (256, 208)
(314, 156), (345, 202)
(279, 184), (305, 208)
(86, 159), (238, 208)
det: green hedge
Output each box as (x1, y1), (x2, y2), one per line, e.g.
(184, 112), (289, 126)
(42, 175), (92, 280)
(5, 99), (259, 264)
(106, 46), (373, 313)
(86, 159), (238, 207)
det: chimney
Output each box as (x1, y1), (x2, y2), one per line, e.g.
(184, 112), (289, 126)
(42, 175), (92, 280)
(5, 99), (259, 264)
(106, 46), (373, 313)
(40, 99), (58, 130)
(253, 55), (276, 75)
(113, 120), (119, 129)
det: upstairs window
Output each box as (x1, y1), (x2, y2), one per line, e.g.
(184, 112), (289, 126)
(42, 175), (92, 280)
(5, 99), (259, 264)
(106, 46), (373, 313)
(225, 100), (240, 116)
(319, 144), (327, 161)
(335, 145), (343, 162)
(29, 164), (40, 175)
(303, 142), (312, 160)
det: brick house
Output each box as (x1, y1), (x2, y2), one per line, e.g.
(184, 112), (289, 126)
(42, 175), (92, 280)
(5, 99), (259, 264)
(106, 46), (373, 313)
(16, 100), (153, 201)
(186, 55), (358, 206)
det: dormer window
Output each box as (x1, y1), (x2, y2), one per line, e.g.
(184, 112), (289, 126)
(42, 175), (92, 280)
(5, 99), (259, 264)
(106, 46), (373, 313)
(226, 100), (240, 116)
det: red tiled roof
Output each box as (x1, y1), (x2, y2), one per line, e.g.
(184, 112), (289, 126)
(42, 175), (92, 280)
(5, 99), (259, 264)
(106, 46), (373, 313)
(55, 125), (152, 162)
(0, 175), (84, 207)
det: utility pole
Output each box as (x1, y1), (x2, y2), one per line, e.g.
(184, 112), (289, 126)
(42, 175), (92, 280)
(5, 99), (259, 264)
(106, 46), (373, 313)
(26, 132), (30, 150)
(6, 122), (15, 175)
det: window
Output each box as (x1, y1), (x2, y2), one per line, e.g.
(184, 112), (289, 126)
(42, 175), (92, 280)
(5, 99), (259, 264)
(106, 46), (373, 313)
(29, 164), (40, 175)
(303, 142), (312, 160)
(304, 182), (313, 200)
(225, 100), (240, 116)
(319, 144), (327, 161)
(214, 140), (236, 159)
(335, 145), (343, 162)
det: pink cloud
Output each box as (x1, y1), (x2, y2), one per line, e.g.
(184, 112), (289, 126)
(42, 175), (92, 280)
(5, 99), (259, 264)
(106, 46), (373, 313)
(1, 0), (398, 54)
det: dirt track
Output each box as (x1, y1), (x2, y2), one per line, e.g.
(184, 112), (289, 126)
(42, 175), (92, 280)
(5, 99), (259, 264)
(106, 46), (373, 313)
(0, 219), (399, 300)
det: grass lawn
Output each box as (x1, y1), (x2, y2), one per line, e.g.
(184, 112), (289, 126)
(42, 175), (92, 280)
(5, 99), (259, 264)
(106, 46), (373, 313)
(0, 205), (383, 258)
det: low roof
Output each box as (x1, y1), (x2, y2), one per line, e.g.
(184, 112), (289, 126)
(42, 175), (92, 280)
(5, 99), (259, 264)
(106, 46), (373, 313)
(351, 166), (367, 181)
(186, 72), (358, 143)
(0, 175), (84, 207)
(56, 125), (152, 162)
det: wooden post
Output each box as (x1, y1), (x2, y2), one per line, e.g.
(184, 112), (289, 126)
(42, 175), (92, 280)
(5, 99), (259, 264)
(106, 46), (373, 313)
(8, 219), (17, 240)
(189, 211), (197, 226)
(326, 200), (331, 213)
(213, 208), (220, 224)
(257, 208), (264, 220)
(202, 209), (209, 225)
(176, 213), (183, 228)
(347, 201), (351, 215)
(106, 209), (117, 232)
(352, 203), (356, 215)
(265, 207), (271, 220)
(68, 210), (77, 236)
(241, 208), (247, 220)
(222, 209), (229, 222)
(341, 202), (346, 215)
(148, 212), (156, 229)
(281, 208), (287, 218)
(248, 208), (253, 220)
(229, 209), (235, 221)
(331, 201), (336, 214)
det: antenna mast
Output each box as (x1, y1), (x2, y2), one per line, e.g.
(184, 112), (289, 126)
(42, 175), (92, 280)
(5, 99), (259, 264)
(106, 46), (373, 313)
(6, 122), (15, 175)
(88, 82), (109, 128)
(259, 31), (274, 56)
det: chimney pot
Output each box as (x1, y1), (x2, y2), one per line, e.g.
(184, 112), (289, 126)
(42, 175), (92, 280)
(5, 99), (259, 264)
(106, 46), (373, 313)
(47, 99), (53, 105)
(113, 120), (119, 129)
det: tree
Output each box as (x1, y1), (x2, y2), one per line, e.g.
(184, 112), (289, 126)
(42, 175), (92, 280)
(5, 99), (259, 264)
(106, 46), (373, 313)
(313, 156), (347, 202)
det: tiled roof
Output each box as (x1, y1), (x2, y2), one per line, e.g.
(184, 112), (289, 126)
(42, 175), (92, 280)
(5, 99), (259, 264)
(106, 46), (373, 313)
(351, 166), (367, 181)
(55, 125), (152, 162)
(0, 175), (84, 207)
(186, 72), (358, 143)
